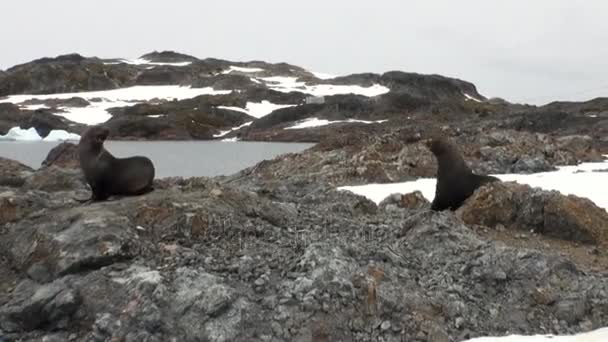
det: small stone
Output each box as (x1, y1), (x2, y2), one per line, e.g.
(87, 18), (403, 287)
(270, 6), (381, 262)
(381, 321), (391, 331)
(254, 277), (266, 286)
(455, 317), (465, 329)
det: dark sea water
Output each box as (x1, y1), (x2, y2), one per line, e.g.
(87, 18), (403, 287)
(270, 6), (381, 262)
(0, 141), (314, 178)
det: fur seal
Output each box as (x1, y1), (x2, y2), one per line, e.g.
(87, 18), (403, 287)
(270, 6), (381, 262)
(77, 125), (155, 202)
(426, 137), (499, 211)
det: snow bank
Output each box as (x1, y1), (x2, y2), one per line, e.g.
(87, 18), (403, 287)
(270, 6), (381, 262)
(286, 117), (388, 129)
(0, 127), (80, 141)
(0, 86), (231, 125)
(213, 121), (253, 138)
(462, 327), (608, 342)
(338, 159), (608, 210)
(223, 66), (264, 74)
(218, 101), (296, 119)
(260, 76), (389, 97)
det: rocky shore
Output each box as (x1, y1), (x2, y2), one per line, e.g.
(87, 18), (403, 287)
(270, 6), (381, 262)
(1, 124), (607, 341)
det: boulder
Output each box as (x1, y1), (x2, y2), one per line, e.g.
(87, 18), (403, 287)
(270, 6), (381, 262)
(41, 142), (80, 169)
(458, 182), (608, 244)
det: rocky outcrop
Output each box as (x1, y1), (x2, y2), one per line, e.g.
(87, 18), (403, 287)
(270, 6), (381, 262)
(458, 182), (608, 244)
(233, 126), (605, 186)
(41, 142), (80, 169)
(140, 50), (199, 63)
(104, 94), (256, 139)
(1, 165), (607, 341)
(0, 53), (140, 96)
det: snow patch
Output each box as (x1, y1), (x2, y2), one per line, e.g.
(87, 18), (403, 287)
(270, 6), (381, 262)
(464, 93), (482, 102)
(462, 327), (608, 342)
(218, 101), (296, 119)
(260, 76), (389, 97)
(148, 114), (167, 118)
(0, 127), (80, 142)
(338, 160), (608, 210)
(223, 66), (264, 74)
(21, 104), (50, 111)
(105, 58), (192, 67)
(213, 121), (253, 138)
(311, 71), (338, 80)
(0, 86), (231, 125)
(286, 117), (388, 130)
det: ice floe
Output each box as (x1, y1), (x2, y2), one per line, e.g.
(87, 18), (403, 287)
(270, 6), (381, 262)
(286, 117), (388, 130)
(338, 159), (608, 210)
(0, 127), (80, 141)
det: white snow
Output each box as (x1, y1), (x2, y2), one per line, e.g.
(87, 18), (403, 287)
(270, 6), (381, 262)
(464, 93), (483, 102)
(105, 58), (192, 67)
(462, 327), (608, 342)
(260, 76), (390, 97)
(218, 101), (296, 119)
(338, 159), (608, 210)
(0, 86), (231, 125)
(21, 104), (50, 110)
(213, 121), (253, 138)
(0, 127), (80, 141)
(286, 117), (388, 130)
(148, 114), (167, 118)
(311, 71), (338, 80)
(251, 78), (263, 84)
(223, 66), (264, 74)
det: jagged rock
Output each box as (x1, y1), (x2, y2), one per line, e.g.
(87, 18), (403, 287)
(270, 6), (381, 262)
(0, 279), (80, 332)
(457, 182), (608, 244)
(4, 206), (138, 283)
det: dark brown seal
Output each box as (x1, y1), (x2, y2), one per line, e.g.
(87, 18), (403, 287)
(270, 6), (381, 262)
(426, 137), (499, 211)
(78, 125), (155, 202)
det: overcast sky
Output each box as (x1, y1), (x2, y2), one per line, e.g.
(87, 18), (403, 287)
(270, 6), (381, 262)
(1, 0), (607, 104)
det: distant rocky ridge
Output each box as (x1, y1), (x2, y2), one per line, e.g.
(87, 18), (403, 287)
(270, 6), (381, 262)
(1, 51), (488, 141)
(1, 50), (607, 149)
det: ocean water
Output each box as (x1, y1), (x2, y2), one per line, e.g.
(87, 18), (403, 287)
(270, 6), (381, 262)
(0, 141), (314, 178)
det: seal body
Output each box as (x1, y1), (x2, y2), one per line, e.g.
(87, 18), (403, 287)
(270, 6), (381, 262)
(78, 126), (155, 201)
(427, 137), (499, 211)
